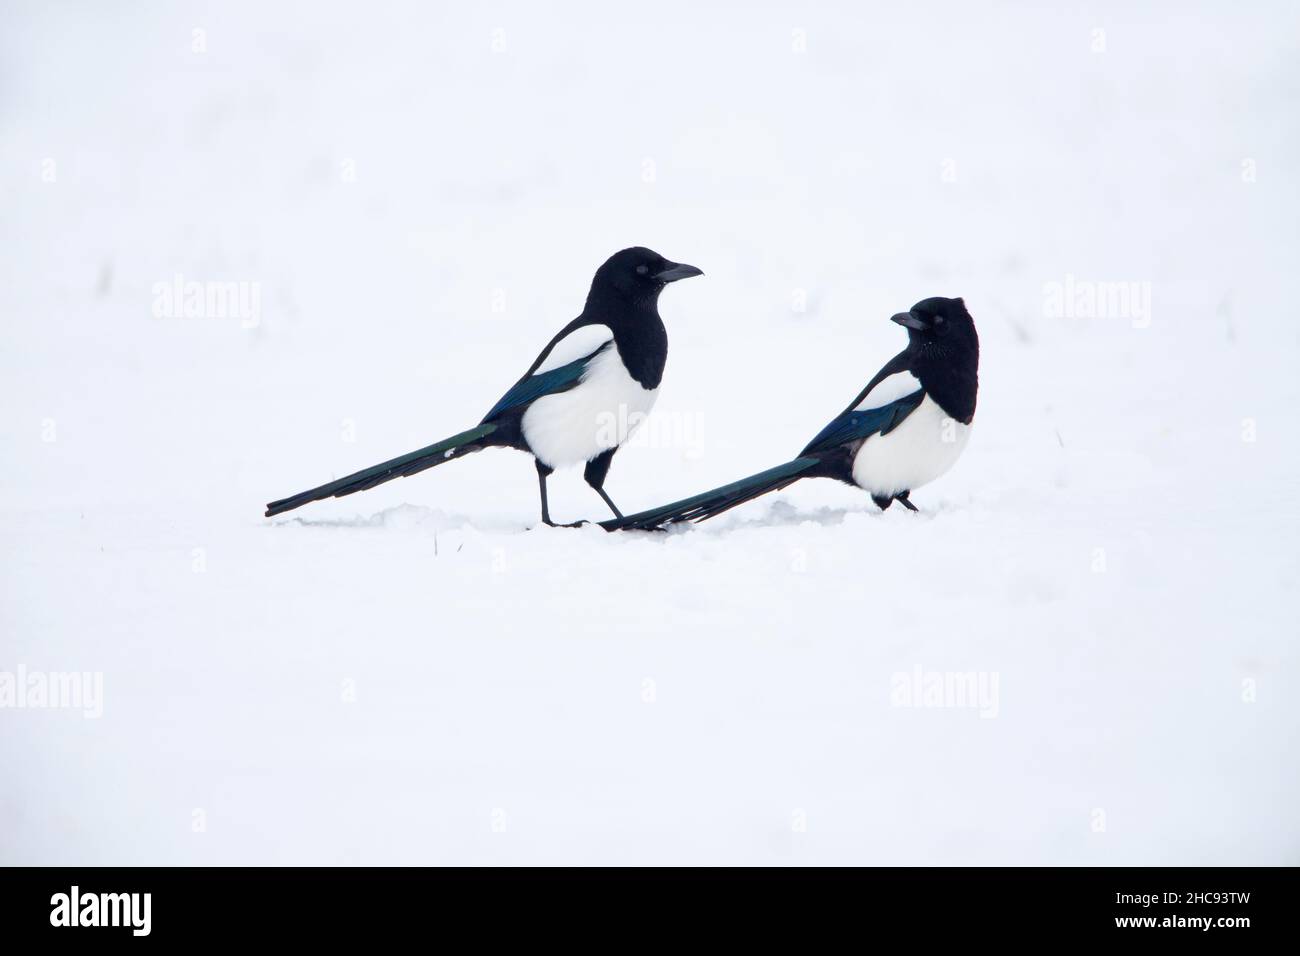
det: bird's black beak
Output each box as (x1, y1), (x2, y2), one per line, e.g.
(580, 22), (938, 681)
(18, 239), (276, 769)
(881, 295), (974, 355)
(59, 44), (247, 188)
(891, 311), (929, 331)
(654, 262), (704, 283)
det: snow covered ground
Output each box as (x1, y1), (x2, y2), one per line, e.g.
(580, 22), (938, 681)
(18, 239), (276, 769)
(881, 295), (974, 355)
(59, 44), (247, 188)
(2, 0), (1297, 865)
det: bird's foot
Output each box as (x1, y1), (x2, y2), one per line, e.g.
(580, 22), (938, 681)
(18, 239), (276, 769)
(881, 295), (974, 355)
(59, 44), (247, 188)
(539, 518), (590, 529)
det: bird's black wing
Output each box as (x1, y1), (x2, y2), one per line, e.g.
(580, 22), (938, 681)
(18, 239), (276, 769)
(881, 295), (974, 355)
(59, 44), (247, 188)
(831, 349), (913, 420)
(799, 391), (924, 456)
(481, 318), (613, 423)
(799, 350), (923, 456)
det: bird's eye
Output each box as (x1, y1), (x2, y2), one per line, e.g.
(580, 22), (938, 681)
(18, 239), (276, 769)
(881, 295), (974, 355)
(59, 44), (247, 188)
(635, 264), (650, 276)
(933, 315), (945, 324)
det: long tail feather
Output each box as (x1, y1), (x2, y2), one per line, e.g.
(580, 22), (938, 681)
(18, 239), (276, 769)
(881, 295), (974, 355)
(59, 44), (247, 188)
(602, 457), (819, 531)
(264, 423), (498, 517)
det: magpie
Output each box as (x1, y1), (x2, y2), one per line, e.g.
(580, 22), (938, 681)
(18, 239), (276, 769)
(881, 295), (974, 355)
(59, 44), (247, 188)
(603, 297), (978, 531)
(264, 247), (703, 524)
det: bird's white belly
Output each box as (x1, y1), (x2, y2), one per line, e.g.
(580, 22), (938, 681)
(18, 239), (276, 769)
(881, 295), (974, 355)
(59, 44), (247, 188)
(522, 344), (658, 469)
(851, 395), (971, 496)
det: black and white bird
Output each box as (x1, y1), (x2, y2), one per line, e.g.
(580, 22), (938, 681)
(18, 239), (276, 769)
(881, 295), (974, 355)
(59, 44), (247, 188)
(604, 296), (979, 530)
(265, 247), (703, 524)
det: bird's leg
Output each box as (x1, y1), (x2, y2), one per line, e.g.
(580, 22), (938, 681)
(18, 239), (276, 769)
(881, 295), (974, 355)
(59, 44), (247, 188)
(534, 458), (589, 527)
(536, 459), (556, 526)
(871, 494), (893, 511)
(583, 448), (622, 520)
(895, 491), (919, 512)
(594, 486), (624, 520)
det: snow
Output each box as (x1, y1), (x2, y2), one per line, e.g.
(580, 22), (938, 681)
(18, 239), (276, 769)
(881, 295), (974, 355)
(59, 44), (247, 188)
(1, 0), (1296, 864)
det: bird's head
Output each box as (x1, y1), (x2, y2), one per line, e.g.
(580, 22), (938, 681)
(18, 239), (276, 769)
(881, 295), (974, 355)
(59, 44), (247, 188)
(590, 247), (703, 307)
(891, 297), (978, 356)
